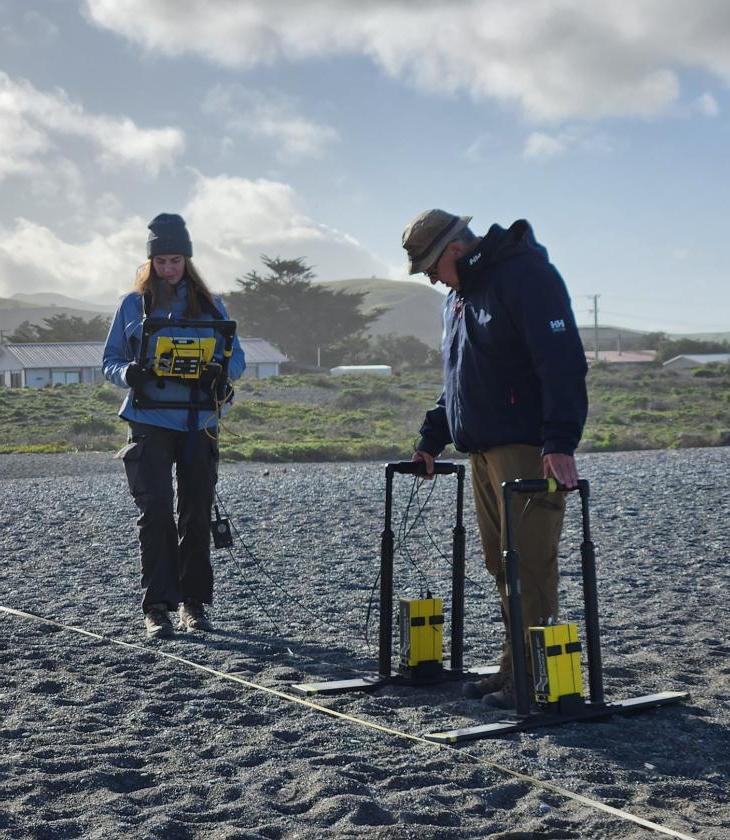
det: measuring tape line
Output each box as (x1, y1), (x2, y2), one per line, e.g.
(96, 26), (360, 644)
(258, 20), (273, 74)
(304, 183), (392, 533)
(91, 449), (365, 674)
(0, 605), (697, 840)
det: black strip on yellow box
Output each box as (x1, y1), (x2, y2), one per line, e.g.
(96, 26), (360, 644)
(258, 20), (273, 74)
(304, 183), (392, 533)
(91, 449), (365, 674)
(399, 597), (444, 671)
(529, 623), (584, 704)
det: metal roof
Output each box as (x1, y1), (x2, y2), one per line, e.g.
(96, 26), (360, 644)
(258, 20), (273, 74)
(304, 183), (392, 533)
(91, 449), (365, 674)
(0, 338), (287, 369)
(2, 342), (104, 368)
(663, 353), (730, 366)
(238, 338), (288, 365)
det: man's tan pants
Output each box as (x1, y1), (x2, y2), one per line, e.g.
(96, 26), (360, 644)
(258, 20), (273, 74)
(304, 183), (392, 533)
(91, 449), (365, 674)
(470, 445), (565, 675)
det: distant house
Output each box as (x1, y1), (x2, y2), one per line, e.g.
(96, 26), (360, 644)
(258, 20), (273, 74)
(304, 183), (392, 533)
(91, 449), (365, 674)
(585, 350), (656, 365)
(0, 338), (288, 387)
(0, 342), (106, 388)
(238, 338), (288, 378)
(663, 353), (730, 371)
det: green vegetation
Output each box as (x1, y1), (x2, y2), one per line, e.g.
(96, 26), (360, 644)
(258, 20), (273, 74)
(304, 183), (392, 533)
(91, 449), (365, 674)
(1, 364), (729, 459)
(582, 363), (730, 451)
(225, 256), (381, 364)
(8, 312), (111, 342)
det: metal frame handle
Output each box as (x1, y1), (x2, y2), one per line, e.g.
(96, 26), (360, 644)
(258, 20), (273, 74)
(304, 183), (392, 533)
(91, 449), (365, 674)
(379, 461), (466, 677)
(501, 478), (603, 716)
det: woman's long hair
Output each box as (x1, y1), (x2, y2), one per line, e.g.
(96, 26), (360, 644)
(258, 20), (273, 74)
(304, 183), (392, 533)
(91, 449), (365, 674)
(133, 258), (217, 317)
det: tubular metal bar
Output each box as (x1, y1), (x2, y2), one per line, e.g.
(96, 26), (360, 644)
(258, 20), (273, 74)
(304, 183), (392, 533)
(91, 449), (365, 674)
(501, 483), (531, 717)
(578, 481), (605, 704)
(379, 465), (396, 678)
(450, 465), (466, 672)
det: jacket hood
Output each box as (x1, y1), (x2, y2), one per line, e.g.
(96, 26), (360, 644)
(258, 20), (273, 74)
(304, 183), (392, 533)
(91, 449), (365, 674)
(456, 219), (548, 293)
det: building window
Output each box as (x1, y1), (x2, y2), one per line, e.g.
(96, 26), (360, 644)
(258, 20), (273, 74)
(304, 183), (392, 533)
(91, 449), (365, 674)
(51, 370), (81, 386)
(10, 372), (22, 388)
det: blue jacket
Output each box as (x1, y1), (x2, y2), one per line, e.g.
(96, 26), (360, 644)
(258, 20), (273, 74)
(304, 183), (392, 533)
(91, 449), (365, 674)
(103, 279), (246, 431)
(417, 220), (587, 457)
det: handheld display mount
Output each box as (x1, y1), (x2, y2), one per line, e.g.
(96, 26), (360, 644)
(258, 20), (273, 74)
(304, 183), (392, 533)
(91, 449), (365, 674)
(132, 316), (237, 412)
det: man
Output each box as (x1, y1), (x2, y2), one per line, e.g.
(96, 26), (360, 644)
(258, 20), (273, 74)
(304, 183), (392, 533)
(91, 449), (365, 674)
(402, 209), (587, 709)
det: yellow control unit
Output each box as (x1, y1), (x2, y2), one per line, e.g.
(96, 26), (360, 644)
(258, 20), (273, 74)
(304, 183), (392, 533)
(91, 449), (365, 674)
(153, 336), (216, 379)
(399, 597), (444, 677)
(529, 622), (584, 704)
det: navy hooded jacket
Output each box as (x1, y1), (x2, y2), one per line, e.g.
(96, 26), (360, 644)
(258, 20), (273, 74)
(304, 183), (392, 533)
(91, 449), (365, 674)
(417, 220), (588, 457)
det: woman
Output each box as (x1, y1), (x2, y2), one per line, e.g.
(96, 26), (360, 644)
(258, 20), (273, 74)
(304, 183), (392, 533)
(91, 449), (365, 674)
(103, 213), (246, 639)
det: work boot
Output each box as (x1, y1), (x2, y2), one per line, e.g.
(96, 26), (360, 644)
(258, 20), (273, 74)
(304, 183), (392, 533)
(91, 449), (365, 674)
(144, 604), (174, 639)
(482, 676), (517, 710)
(178, 600), (213, 632)
(462, 670), (510, 699)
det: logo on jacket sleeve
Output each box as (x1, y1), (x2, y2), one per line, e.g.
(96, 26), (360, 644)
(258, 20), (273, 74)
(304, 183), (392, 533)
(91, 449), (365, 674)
(477, 308), (492, 326)
(549, 318), (566, 333)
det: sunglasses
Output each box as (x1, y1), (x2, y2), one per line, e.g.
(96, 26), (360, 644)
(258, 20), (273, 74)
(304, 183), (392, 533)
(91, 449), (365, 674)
(424, 242), (450, 279)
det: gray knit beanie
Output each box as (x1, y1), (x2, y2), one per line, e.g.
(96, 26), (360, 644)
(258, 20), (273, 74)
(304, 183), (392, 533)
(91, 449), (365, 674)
(146, 213), (193, 258)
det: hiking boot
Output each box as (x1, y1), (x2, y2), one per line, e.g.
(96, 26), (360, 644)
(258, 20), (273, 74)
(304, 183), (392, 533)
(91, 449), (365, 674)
(482, 677), (517, 711)
(482, 687), (516, 710)
(178, 600), (213, 632)
(462, 670), (509, 699)
(144, 604), (174, 639)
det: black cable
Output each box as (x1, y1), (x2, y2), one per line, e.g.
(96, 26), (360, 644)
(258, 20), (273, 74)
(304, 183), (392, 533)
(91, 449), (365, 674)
(413, 480), (489, 596)
(362, 474), (438, 650)
(396, 475), (430, 593)
(362, 569), (381, 652)
(221, 543), (283, 635)
(215, 491), (344, 634)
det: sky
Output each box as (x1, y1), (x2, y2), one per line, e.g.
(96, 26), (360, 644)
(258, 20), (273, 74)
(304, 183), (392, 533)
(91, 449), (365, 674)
(0, 0), (729, 334)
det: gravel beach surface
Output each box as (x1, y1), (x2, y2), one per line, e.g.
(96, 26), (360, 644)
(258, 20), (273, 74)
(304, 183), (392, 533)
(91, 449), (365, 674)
(1, 448), (728, 839)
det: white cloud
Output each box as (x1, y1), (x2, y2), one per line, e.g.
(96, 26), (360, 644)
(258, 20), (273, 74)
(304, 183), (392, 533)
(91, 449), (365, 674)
(0, 216), (145, 302)
(0, 175), (387, 301)
(202, 85), (339, 162)
(696, 92), (720, 116)
(523, 125), (617, 159)
(0, 71), (185, 180)
(523, 131), (567, 159)
(183, 173), (384, 281)
(464, 133), (495, 163)
(85, 1), (730, 122)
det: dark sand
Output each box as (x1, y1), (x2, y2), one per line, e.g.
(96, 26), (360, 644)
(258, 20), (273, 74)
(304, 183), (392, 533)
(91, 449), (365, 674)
(1, 449), (728, 838)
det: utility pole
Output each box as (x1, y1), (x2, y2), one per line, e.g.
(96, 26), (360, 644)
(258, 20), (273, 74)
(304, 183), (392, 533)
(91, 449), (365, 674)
(588, 295), (600, 361)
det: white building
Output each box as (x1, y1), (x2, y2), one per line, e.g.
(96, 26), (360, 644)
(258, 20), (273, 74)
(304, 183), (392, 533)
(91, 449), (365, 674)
(330, 364), (392, 376)
(0, 342), (105, 388)
(662, 353), (730, 371)
(0, 338), (288, 387)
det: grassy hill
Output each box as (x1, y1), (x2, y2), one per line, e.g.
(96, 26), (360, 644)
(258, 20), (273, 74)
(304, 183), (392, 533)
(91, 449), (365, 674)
(0, 297), (37, 309)
(1, 364), (728, 459)
(320, 278), (444, 348)
(3, 284), (727, 350)
(9, 292), (115, 312)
